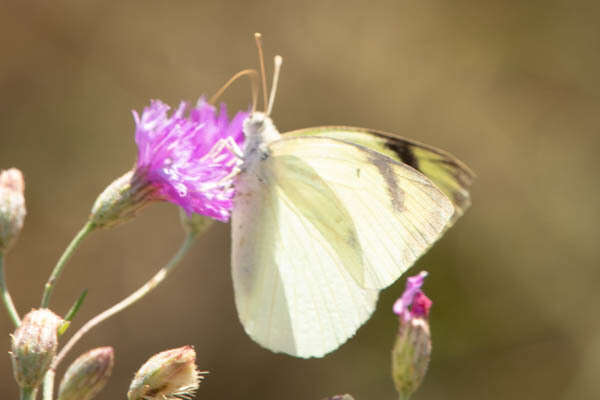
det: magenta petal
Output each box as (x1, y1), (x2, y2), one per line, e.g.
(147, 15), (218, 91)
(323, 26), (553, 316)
(133, 99), (249, 221)
(393, 271), (431, 320)
(411, 292), (433, 318)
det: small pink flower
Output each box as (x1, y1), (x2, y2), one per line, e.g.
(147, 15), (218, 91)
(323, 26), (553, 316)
(391, 272), (433, 397)
(133, 99), (247, 221)
(393, 271), (432, 321)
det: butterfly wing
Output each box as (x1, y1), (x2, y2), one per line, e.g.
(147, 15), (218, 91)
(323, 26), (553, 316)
(284, 126), (474, 223)
(231, 137), (452, 357)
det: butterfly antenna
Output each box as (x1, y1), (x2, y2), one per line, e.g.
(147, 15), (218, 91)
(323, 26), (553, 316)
(254, 33), (269, 112)
(266, 55), (282, 116)
(209, 69), (259, 111)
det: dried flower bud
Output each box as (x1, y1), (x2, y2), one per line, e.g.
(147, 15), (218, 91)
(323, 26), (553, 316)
(11, 309), (63, 389)
(179, 210), (214, 236)
(57, 347), (114, 400)
(127, 346), (205, 400)
(391, 272), (432, 399)
(0, 168), (26, 252)
(89, 170), (156, 229)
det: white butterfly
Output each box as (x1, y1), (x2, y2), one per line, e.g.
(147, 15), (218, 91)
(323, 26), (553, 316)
(229, 37), (473, 358)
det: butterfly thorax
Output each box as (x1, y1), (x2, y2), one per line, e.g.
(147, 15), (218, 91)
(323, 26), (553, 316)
(235, 112), (281, 206)
(242, 112), (281, 162)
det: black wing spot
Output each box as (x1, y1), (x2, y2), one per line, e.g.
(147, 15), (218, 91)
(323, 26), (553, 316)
(386, 142), (419, 170)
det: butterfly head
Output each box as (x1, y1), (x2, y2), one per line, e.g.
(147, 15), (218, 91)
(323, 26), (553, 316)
(242, 111), (280, 150)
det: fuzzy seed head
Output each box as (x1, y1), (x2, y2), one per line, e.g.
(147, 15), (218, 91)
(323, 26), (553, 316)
(127, 346), (205, 400)
(57, 347), (114, 400)
(324, 395), (355, 400)
(10, 309), (63, 389)
(0, 168), (26, 252)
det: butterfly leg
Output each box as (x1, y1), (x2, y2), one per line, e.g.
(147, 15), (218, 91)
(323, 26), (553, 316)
(222, 136), (245, 160)
(224, 138), (245, 177)
(201, 137), (243, 164)
(201, 137), (245, 187)
(220, 137), (248, 175)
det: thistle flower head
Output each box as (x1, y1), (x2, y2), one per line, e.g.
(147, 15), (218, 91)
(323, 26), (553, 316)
(127, 345), (206, 400)
(133, 98), (247, 221)
(90, 99), (248, 228)
(11, 308), (63, 390)
(0, 168), (26, 252)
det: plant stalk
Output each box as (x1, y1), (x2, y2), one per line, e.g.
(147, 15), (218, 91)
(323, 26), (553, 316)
(20, 387), (37, 400)
(41, 370), (54, 400)
(52, 233), (197, 369)
(0, 252), (20, 326)
(40, 221), (95, 308)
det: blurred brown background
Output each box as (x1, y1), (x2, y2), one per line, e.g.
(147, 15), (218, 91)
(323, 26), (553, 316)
(1, 1), (598, 399)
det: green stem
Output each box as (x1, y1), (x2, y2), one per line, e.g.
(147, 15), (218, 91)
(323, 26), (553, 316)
(40, 221), (95, 308)
(51, 233), (197, 369)
(0, 252), (21, 327)
(41, 369), (54, 400)
(20, 387), (37, 400)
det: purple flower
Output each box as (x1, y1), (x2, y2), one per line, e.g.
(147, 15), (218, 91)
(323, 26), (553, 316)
(133, 98), (248, 222)
(393, 271), (432, 321)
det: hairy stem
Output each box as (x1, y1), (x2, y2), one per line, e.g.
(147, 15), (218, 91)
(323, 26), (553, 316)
(52, 233), (197, 369)
(40, 221), (95, 308)
(0, 252), (20, 326)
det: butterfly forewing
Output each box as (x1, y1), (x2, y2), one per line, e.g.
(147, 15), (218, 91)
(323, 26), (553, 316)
(268, 137), (454, 290)
(284, 126), (474, 223)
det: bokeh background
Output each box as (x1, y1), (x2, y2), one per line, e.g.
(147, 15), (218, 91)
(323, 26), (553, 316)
(1, 1), (598, 399)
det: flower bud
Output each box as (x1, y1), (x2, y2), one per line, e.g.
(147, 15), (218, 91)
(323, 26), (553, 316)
(11, 309), (63, 389)
(57, 347), (114, 400)
(391, 272), (432, 399)
(324, 395), (355, 400)
(127, 346), (205, 400)
(179, 210), (214, 236)
(0, 168), (26, 252)
(89, 170), (156, 229)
